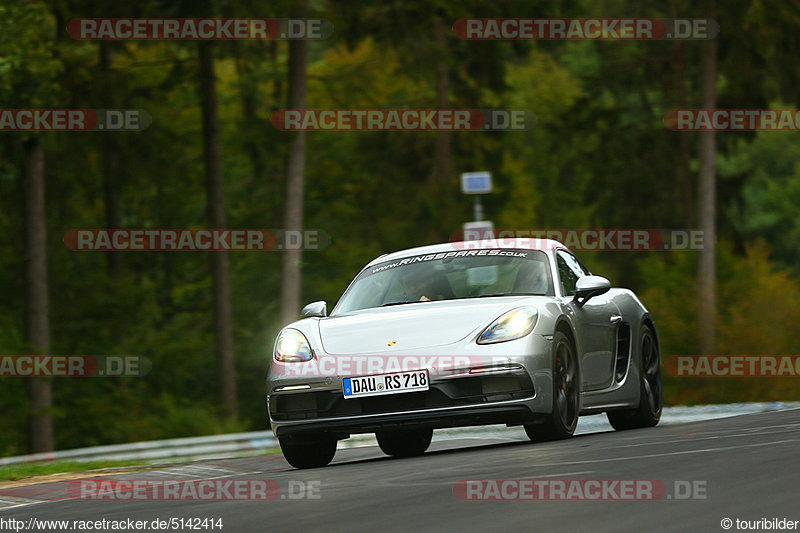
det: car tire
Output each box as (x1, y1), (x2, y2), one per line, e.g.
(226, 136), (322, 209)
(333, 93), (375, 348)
(279, 435), (337, 469)
(525, 330), (580, 442)
(607, 324), (662, 431)
(376, 428), (433, 457)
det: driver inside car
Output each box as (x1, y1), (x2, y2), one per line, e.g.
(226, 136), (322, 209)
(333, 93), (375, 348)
(400, 269), (438, 302)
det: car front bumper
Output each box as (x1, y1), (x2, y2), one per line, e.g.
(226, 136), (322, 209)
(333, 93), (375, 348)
(266, 335), (555, 439)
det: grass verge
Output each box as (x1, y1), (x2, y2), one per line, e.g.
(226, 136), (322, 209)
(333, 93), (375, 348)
(0, 460), (146, 482)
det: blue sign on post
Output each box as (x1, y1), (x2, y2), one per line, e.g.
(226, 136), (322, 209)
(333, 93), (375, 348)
(460, 171), (492, 195)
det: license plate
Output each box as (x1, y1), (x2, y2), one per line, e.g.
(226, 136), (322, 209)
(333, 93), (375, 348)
(343, 370), (429, 399)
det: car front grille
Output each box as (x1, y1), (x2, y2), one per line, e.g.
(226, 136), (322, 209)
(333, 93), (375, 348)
(270, 372), (535, 421)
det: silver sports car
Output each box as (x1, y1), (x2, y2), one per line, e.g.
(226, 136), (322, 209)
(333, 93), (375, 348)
(267, 238), (662, 468)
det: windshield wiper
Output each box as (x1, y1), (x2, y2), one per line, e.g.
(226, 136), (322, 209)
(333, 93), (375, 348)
(381, 300), (417, 307)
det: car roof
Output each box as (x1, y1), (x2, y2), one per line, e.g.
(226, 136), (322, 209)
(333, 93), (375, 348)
(365, 238), (566, 267)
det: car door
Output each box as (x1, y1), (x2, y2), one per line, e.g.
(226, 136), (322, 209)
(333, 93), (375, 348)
(555, 250), (620, 391)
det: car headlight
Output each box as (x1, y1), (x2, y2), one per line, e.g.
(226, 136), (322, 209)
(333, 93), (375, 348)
(274, 329), (314, 362)
(477, 306), (538, 344)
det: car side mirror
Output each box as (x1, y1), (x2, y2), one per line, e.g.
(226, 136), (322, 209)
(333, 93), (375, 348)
(301, 300), (327, 317)
(573, 276), (611, 306)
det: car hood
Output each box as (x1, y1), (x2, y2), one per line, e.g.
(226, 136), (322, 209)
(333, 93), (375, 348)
(319, 297), (532, 354)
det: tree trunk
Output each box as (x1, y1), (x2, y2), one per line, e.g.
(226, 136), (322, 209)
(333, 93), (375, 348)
(697, 0), (717, 355)
(270, 41), (284, 228)
(234, 47), (265, 185)
(279, 24), (308, 325)
(23, 137), (53, 453)
(670, 0), (694, 229)
(198, 41), (238, 419)
(270, 40), (282, 111)
(426, 16), (455, 239)
(100, 41), (122, 278)
(431, 17), (452, 190)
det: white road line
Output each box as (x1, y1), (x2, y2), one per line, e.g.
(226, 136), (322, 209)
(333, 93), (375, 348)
(601, 426), (800, 450)
(0, 471), (266, 511)
(0, 498), (56, 512)
(505, 438), (797, 469)
(526, 470), (595, 478)
(324, 470), (599, 489)
(143, 465), (238, 478)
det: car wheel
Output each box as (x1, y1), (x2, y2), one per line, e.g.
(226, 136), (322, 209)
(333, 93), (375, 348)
(607, 324), (662, 430)
(525, 330), (580, 442)
(376, 428), (433, 457)
(279, 435), (337, 469)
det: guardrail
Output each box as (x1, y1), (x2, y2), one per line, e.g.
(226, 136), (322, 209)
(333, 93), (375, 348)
(2, 402), (796, 467)
(0, 431), (278, 466)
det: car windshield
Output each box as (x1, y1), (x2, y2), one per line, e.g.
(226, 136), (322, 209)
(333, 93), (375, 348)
(332, 249), (553, 314)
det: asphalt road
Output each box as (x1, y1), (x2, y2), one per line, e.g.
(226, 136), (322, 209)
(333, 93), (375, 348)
(2, 408), (799, 533)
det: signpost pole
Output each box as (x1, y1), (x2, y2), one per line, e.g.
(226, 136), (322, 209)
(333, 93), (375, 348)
(473, 195), (483, 222)
(461, 171), (493, 240)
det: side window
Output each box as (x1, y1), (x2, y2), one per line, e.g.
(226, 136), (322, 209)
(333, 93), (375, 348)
(556, 251), (588, 296)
